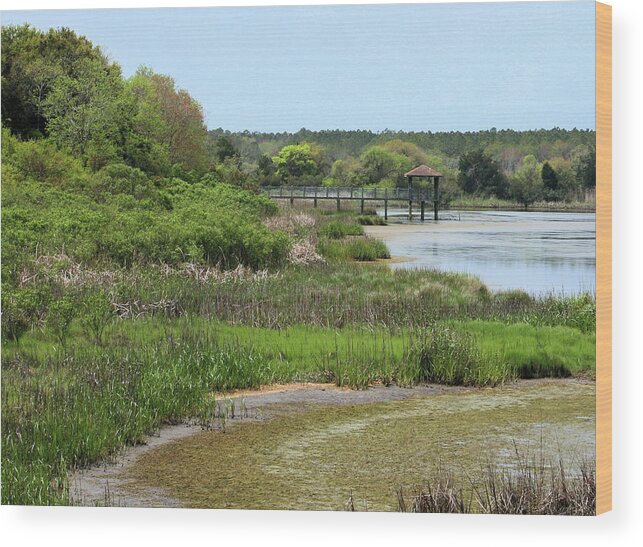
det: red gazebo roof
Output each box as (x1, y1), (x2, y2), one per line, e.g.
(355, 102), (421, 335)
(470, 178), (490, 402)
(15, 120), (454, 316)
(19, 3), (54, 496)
(404, 165), (443, 178)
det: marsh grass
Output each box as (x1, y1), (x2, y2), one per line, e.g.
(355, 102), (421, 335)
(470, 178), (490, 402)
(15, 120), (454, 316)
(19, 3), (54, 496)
(1, 339), (272, 505)
(407, 325), (507, 386)
(397, 474), (469, 513)
(318, 220), (365, 239)
(356, 214), (387, 226)
(448, 196), (595, 212)
(7, 254), (596, 332)
(397, 456), (596, 515)
(317, 237), (391, 261)
(475, 459), (596, 515)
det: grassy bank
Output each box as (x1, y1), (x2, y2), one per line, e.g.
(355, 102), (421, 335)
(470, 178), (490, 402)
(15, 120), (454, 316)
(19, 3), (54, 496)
(4, 317), (596, 387)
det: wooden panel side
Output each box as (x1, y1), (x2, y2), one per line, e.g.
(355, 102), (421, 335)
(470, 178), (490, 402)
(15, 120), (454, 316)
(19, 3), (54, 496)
(596, 1), (612, 516)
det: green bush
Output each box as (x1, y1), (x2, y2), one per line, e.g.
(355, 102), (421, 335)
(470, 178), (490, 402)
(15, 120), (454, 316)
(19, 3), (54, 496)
(1, 285), (51, 344)
(81, 291), (115, 345)
(89, 164), (160, 203)
(2, 176), (289, 270)
(346, 238), (390, 261)
(46, 297), (76, 349)
(5, 134), (86, 186)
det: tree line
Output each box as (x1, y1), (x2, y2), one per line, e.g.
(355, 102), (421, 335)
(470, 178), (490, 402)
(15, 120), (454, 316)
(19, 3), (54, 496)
(211, 127), (595, 205)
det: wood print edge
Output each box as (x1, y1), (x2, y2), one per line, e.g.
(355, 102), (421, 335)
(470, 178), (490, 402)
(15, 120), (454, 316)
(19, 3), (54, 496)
(595, 0), (612, 516)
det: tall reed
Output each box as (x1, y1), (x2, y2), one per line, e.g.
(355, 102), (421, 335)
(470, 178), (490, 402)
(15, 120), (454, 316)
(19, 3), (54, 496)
(397, 458), (595, 515)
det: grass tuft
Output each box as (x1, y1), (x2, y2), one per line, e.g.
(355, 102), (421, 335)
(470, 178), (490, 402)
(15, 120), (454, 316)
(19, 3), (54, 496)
(397, 456), (595, 515)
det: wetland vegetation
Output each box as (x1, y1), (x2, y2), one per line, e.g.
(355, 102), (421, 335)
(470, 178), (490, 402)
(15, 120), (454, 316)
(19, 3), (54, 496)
(1, 24), (596, 511)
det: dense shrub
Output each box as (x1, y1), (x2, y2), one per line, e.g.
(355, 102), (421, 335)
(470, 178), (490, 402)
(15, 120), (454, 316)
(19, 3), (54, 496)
(89, 163), (160, 203)
(0, 284), (51, 343)
(2, 173), (289, 270)
(2, 130), (87, 186)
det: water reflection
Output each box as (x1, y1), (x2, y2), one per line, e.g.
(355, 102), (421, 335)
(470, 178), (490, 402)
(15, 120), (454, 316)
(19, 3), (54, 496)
(366, 209), (596, 295)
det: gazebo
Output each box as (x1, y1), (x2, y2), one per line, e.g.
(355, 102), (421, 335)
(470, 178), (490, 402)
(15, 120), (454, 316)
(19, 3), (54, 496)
(404, 164), (443, 220)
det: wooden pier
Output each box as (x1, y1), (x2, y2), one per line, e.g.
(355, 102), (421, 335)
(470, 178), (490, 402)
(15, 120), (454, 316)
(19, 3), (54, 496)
(262, 185), (440, 221)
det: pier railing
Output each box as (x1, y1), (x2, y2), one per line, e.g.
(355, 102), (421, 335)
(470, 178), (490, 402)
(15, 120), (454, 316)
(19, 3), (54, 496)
(262, 186), (438, 202)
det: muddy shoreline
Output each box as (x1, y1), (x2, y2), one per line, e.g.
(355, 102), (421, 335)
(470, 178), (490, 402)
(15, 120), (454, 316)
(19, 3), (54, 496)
(70, 379), (592, 508)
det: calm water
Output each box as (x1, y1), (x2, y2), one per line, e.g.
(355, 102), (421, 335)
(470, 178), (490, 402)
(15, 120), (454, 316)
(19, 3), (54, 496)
(366, 209), (596, 295)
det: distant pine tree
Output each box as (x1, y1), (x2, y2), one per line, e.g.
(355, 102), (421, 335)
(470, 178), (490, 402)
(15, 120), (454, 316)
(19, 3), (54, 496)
(541, 161), (559, 191)
(576, 146), (596, 189)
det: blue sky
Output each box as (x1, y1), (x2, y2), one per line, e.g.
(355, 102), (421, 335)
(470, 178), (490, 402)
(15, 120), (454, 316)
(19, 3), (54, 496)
(2, 2), (596, 132)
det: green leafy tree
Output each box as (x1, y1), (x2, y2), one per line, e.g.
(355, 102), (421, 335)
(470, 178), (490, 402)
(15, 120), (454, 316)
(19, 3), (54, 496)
(509, 155), (544, 208)
(213, 157), (254, 190)
(272, 143), (318, 183)
(24, 60), (64, 136)
(121, 69), (172, 175)
(2, 25), (117, 138)
(44, 57), (124, 162)
(360, 146), (411, 186)
(256, 154), (279, 185)
(382, 139), (429, 167)
(549, 157), (581, 201)
(330, 157), (363, 187)
(214, 136), (240, 163)
(541, 161), (562, 201)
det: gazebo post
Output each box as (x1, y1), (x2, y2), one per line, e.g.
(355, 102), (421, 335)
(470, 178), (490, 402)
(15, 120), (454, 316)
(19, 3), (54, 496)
(384, 187), (388, 220)
(404, 165), (443, 223)
(408, 175), (413, 220)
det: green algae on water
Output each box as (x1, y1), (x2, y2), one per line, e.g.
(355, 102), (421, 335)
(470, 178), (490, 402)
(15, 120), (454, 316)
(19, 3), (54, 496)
(126, 381), (595, 511)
